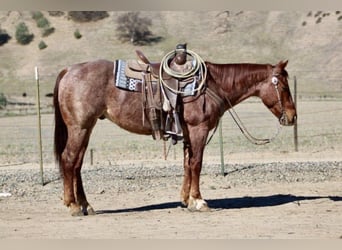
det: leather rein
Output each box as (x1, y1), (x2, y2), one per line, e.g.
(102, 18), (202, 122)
(205, 74), (284, 145)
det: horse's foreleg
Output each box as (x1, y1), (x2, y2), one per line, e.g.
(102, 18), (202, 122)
(181, 128), (210, 212)
(187, 151), (210, 212)
(181, 142), (191, 206)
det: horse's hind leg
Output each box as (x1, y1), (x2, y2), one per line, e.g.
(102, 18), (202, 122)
(73, 144), (96, 216)
(62, 126), (95, 216)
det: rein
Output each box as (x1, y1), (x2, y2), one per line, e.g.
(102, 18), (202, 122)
(206, 75), (284, 145)
(224, 92), (282, 145)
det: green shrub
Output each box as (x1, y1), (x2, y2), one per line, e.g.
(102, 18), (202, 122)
(0, 28), (11, 46)
(0, 93), (7, 107)
(36, 16), (50, 28)
(74, 29), (82, 39)
(32, 11), (55, 37)
(15, 22), (34, 45)
(42, 27), (55, 37)
(38, 40), (47, 50)
(68, 11), (109, 22)
(48, 11), (64, 17)
(31, 11), (44, 21)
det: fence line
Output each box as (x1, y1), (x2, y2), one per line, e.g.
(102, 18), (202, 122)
(1, 102), (342, 167)
(1, 76), (342, 172)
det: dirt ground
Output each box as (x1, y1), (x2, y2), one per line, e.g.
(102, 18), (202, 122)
(0, 154), (341, 239)
(0, 100), (341, 239)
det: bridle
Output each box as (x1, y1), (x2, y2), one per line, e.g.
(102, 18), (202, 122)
(206, 73), (285, 145)
(272, 74), (289, 126)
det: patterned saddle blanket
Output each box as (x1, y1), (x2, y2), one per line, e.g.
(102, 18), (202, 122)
(114, 59), (197, 96)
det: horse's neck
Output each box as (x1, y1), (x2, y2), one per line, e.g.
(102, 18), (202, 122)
(225, 83), (253, 106)
(208, 63), (268, 106)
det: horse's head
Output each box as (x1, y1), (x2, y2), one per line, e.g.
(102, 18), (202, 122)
(259, 60), (297, 126)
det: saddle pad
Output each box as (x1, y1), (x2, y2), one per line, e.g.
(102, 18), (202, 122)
(114, 59), (197, 97)
(114, 60), (142, 92)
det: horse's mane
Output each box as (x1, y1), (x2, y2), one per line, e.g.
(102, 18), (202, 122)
(206, 62), (271, 89)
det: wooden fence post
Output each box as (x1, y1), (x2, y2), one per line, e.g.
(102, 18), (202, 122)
(294, 76), (298, 152)
(90, 148), (94, 165)
(35, 66), (44, 185)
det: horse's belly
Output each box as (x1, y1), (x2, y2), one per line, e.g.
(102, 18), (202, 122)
(104, 107), (152, 136)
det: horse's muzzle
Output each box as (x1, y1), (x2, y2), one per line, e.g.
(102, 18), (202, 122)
(280, 112), (297, 126)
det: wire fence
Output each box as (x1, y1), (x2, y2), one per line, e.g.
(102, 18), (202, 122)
(0, 75), (342, 170)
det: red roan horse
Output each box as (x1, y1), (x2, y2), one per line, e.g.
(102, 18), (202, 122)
(54, 57), (296, 216)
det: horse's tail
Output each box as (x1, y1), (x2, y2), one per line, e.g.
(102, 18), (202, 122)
(53, 69), (68, 175)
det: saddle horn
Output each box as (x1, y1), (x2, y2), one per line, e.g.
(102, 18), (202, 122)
(136, 50), (150, 64)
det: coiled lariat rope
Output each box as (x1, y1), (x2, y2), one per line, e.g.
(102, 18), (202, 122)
(159, 49), (207, 94)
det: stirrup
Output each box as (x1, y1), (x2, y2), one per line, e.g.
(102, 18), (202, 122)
(165, 130), (183, 137)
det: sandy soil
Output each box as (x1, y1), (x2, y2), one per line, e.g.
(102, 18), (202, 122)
(0, 156), (341, 239)
(0, 100), (341, 239)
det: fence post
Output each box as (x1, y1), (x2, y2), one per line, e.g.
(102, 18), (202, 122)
(293, 76), (298, 152)
(90, 148), (94, 165)
(35, 66), (44, 185)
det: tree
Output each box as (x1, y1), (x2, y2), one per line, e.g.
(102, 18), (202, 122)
(116, 12), (156, 45)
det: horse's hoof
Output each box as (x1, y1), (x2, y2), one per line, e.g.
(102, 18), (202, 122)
(181, 200), (188, 207)
(69, 203), (84, 216)
(87, 206), (96, 215)
(187, 197), (210, 212)
(79, 204), (96, 216)
(70, 208), (84, 216)
(181, 194), (189, 207)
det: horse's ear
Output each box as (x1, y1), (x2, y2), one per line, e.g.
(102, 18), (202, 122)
(278, 60), (288, 69)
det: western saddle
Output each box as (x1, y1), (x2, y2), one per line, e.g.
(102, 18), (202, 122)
(116, 44), (205, 144)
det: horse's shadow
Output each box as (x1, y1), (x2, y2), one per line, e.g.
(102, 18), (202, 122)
(96, 194), (342, 215)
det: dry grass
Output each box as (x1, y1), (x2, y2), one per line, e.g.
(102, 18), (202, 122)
(0, 11), (341, 99)
(0, 100), (341, 167)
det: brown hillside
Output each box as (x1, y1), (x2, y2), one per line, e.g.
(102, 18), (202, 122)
(0, 11), (341, 99)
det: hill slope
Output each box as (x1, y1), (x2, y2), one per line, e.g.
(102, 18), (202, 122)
(0, 11), (341, 99)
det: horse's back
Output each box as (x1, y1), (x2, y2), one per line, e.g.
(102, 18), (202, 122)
(65, 59), (114, 80)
